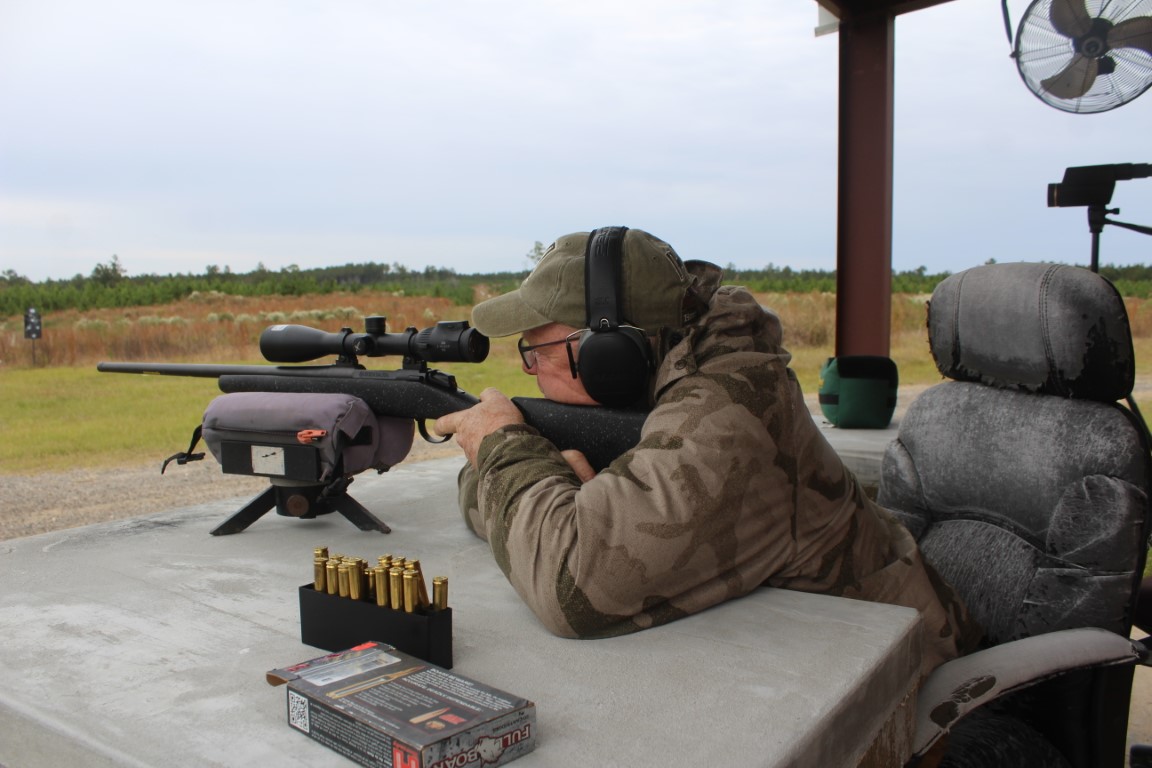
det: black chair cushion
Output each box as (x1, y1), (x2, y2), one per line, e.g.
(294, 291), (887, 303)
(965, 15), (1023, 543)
(880, 382), (1148, 645)
(928, 263), (1134, 401)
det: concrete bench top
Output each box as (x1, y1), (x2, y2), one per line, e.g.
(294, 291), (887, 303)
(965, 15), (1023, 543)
(0, 456), (920, 768)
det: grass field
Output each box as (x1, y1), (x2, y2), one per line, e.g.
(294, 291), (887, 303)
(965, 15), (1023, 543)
(3, 291), (1151, 475)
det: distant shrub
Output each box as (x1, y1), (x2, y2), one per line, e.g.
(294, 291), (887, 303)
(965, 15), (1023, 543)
(74, 318), (109, 332)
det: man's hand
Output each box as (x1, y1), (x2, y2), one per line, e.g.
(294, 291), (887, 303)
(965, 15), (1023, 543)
(561, 449), (597, 483)
(434, 388), (524, 467)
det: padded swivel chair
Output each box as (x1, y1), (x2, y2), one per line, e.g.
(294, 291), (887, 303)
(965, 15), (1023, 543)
(877, 263), (1152, 767)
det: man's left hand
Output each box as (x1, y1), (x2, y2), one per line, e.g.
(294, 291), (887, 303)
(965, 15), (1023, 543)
(434, 388), (525, 467)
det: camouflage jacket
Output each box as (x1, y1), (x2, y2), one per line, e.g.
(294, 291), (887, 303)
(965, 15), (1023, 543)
(458, 277), (979, 677)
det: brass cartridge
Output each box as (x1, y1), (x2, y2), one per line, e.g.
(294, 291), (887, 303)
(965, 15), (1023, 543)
(406, 563), (430, 609)
(432, 576), (448, 610)
(373, 567), (388, 608)
(337, 563), (350, 598)
(388, 567), (404, 610)
(341, 556), (359, 577)
(359, 561), (370, 600)
(364, 564), (376, 601)
(325, 559), (340, 595)
(313, 558), (327, 592)
(359, 560), (371, 599)
(348, 563), (363, 601)
(402, 570), (417, 613)
(314, 546), (329, 561)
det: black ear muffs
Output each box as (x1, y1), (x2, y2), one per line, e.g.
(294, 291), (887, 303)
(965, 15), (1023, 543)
(577, 227), (652, 407)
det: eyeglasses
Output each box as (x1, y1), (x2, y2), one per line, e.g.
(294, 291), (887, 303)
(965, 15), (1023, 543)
(517, 331), (583, 377)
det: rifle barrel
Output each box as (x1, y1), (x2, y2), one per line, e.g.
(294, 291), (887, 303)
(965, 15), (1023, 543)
(97, 362), (360, 378)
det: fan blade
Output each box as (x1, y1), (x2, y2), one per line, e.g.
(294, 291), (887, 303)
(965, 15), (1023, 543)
(1041, 54), (1099, 99)
(1050, 0), (1093, 38)
(1107, 15), (1152, 56)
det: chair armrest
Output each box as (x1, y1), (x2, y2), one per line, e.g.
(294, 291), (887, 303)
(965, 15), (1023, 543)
(912, 627), (1143, 756)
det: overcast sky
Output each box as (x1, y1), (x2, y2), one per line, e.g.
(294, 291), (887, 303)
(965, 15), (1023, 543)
(2, 0), (1150, 283)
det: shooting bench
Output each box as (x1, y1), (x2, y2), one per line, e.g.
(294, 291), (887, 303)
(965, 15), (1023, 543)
(0, 456), (921, 767)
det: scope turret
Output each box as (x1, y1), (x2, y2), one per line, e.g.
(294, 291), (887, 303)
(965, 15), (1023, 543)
(260, 318), (489, 365)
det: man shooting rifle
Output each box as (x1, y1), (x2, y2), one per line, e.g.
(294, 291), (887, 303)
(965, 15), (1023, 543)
(434, 226), (981, 679)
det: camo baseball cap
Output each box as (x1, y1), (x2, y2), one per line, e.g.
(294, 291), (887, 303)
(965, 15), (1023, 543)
(472, 228), (696, 338)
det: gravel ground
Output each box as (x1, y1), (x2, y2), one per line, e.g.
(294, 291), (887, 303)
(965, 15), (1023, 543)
(0, 438), (464, 541)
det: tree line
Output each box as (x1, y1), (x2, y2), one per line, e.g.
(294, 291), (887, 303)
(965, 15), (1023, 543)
(4, 256), (1152, 319)
(0, 257), (524, 317)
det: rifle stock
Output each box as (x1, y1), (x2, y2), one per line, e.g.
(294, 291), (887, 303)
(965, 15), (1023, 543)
(97, 361), (646, 471)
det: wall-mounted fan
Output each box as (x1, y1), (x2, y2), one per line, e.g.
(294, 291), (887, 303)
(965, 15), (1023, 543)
(1013, 0), (1152, 113)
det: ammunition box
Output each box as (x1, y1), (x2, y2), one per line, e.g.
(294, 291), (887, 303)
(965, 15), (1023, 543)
(268, 642), (533, 768)
(298, 584), (453, 669)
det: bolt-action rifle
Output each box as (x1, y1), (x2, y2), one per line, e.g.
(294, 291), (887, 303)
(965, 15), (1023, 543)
(98, 317), (648, 535)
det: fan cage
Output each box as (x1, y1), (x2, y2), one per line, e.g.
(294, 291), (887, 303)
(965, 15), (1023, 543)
(1014, 0), (1152, 113)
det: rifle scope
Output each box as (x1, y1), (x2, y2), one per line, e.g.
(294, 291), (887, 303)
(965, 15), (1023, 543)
(260, 317), (489, 364)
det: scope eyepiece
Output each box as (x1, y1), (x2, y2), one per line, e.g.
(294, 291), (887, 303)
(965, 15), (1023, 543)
(414, 321), (489, 363)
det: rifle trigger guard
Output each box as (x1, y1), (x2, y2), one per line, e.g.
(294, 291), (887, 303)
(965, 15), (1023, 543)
(417, 419), (452, 445)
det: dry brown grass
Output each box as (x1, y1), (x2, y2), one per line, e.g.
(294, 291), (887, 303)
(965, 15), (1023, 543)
(0, 291), (465, 368)
(757, 291), (1152, 395)
(757, 292), (937, 391)
(5, 289), (1150, 396)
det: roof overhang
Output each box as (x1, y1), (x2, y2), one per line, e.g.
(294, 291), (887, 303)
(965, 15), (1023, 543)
(816, 0), (955, 21)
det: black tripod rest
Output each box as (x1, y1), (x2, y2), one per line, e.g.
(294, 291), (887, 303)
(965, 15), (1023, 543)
(209, 477), (391, 536)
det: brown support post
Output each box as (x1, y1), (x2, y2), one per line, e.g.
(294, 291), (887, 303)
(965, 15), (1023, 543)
(835, 11), (894, 358)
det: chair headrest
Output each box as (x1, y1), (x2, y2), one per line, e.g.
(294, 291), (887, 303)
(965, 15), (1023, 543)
(928, 263), (1134, 401)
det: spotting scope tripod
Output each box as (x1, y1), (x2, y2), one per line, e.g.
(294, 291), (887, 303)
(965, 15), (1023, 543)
(1048, 163), (1152, 273)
